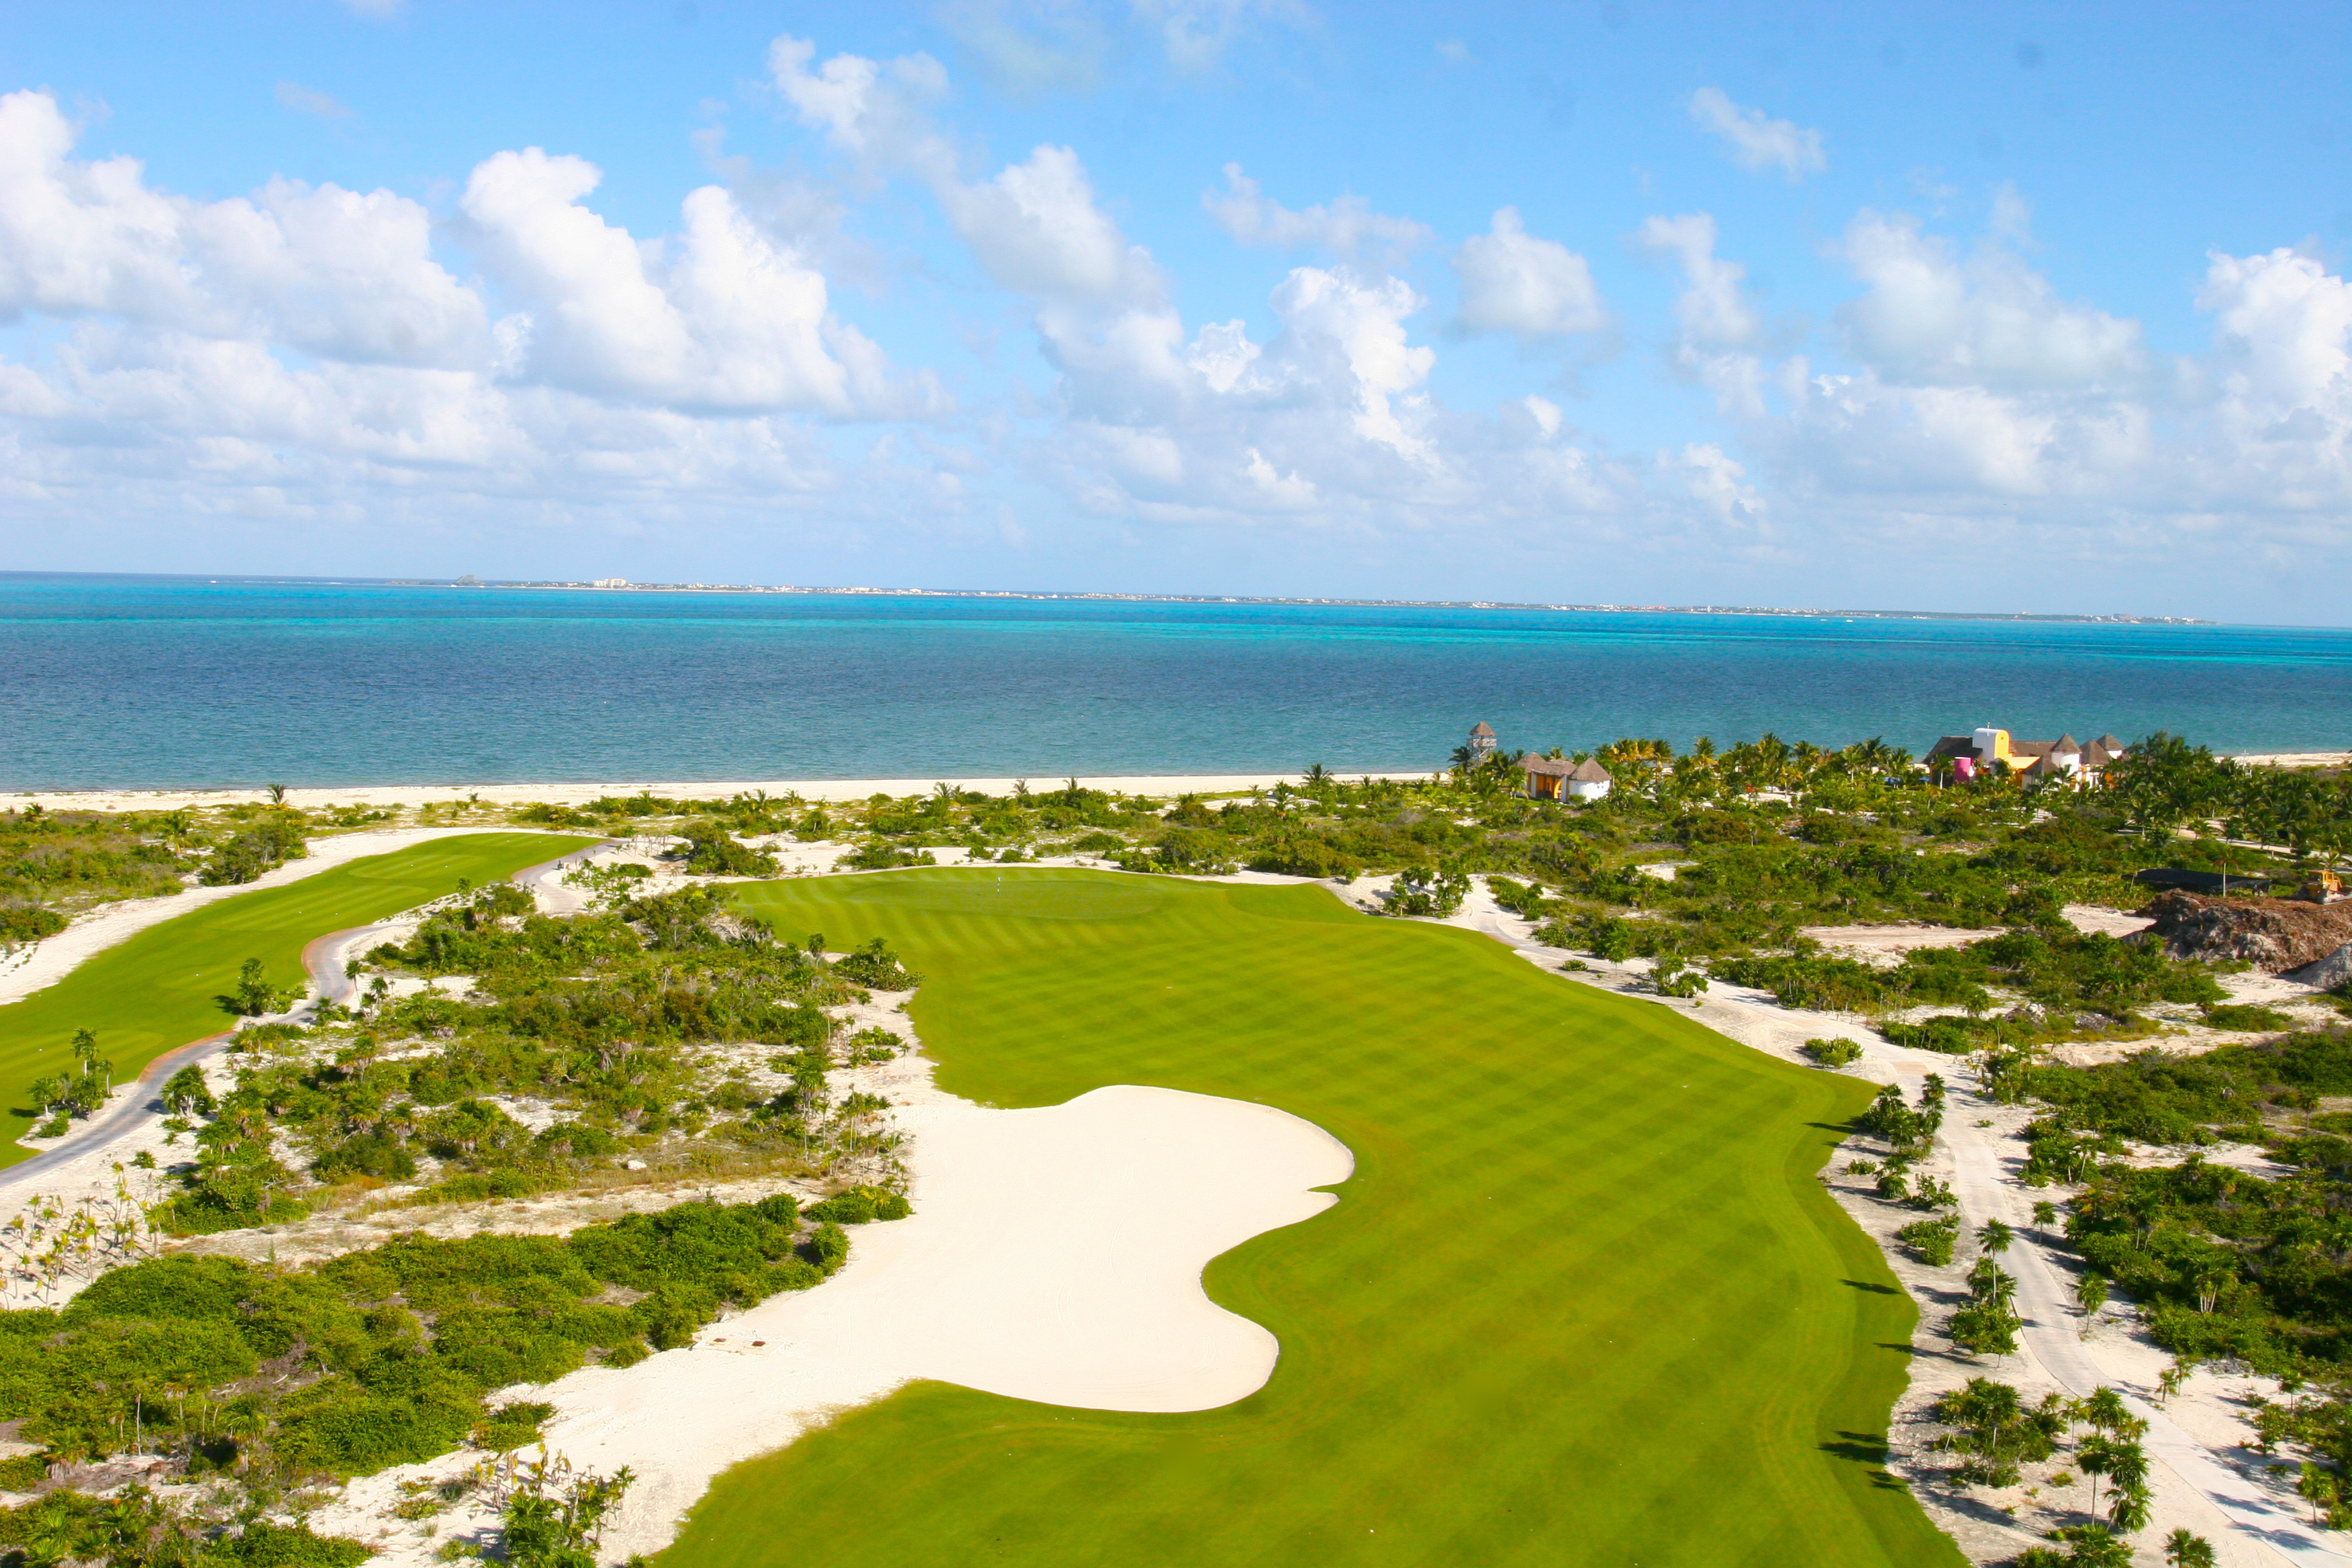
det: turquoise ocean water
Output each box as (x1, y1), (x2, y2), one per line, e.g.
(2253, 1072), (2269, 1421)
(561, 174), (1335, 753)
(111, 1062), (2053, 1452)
(3, 574), (2348, 791)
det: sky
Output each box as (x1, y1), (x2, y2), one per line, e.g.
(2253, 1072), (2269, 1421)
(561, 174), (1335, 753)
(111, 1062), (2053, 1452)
(1, 1), (2348, 620)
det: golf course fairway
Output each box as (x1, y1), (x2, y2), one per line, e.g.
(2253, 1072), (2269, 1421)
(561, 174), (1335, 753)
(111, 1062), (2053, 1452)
(683, 868), (1957, 1568)
(0, 831), (596, 1161)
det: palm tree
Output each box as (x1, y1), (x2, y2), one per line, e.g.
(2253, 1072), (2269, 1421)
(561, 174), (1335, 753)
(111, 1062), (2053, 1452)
(2104, 1441), (2151, 1530)
(2299, 1463), (2340, 1526)
(2077, 1432), (2119, 1518)
(1304, 763), (1332, 787)
(2164, 1530), (2216, 1567)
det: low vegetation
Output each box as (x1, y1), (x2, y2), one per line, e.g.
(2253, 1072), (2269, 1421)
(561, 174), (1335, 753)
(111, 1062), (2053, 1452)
(152, 881), (914, 1231)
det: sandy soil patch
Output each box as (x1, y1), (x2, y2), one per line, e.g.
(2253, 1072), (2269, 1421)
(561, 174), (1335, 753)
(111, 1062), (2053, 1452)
(2061, 903), (2156, 940)
(1803, 924), (2006, 961)
(2231, 752), (2352, 770)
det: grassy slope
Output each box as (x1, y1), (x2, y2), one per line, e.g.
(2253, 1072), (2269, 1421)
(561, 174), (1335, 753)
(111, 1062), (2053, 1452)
(670, 869), (1955, 1568)
(0, 832), (595, 1161)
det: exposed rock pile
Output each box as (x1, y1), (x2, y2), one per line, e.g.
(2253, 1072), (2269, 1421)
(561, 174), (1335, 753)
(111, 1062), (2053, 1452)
(2137, 891), (2352, 972)
(2286, 944), (2352, 990)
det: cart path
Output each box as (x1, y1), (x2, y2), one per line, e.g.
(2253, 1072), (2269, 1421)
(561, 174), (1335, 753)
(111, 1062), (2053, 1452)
(0, 840), (608, 1190)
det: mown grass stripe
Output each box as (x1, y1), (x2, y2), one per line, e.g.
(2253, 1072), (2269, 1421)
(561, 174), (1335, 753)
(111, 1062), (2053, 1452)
(669, 870), (1955, 1567)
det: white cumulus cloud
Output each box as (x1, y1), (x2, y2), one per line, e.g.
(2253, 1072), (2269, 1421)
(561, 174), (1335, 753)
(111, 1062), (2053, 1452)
(1687, 87), (1826, 181)
(1451, 207), (1606, 340)
(1834, 209), (2145, 391)
(1204, 164), (1432, 262)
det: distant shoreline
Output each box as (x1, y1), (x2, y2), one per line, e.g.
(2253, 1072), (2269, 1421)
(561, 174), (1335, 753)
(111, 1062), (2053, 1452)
(12, 755), (2345, 813)
(4, 772), (1402, 813)
(0, 570), (2213, 626)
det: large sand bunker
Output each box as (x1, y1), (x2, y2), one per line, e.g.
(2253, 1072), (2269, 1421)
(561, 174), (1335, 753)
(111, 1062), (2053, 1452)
(538, 1085), (1352, 1561)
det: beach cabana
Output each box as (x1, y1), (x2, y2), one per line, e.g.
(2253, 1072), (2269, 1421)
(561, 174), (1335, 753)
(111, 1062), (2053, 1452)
(1522, 756), (1612, 801)
(1521, 755), (1569, 799)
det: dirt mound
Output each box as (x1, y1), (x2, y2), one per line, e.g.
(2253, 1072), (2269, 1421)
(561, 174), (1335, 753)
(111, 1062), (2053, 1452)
(2286, 943), (2352, 990)
(2137, 891), (2352, 972)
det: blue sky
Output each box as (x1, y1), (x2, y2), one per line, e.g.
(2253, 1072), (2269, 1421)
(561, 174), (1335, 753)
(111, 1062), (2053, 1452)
(2, 1), (2348, 619)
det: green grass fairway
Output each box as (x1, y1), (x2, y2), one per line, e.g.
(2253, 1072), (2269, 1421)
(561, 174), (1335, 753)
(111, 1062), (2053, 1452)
(0, 832), (595, 1161)
(674, 868), (1955, 1568)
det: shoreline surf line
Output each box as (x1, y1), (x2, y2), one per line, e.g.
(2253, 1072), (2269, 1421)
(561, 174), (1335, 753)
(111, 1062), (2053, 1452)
(3, 772), (1413, 814)
(9, 755), (2343, 816)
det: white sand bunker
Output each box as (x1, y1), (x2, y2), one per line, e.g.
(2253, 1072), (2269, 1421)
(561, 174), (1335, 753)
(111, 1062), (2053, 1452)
(543, 1085), (1351, 1561)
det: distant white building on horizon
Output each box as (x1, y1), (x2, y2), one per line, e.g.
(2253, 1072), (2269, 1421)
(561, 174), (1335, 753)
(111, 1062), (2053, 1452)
(591, 577), (632, 589)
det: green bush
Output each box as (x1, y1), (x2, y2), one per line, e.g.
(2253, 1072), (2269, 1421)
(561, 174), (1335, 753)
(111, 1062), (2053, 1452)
(216, 1520), (375, 1565)
(680, 824), (777, 877)
(832, 938), (920, 990)
(805, 1187), (912, 1224)
(1879, 1016), (1998, 1055)
(0, 905), (66, 943)
(2202, 1003), (2296, 1032)
(840, 841), (934, 871)
(201, 820), (308, 886)
(1896, 1216), (1959, 1266)
(1802, 1038), (1863, 1067)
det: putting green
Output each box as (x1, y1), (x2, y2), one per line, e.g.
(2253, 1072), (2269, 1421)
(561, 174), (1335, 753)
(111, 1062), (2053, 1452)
(676, 868), (1955, 1567)
(0, 832), (596, 1161)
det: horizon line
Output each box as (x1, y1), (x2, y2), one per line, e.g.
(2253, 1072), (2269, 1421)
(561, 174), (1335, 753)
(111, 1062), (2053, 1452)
(0, 569), (2218, 628)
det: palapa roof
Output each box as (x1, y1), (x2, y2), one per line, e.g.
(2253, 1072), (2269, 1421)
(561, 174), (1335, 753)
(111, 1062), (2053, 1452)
(1469, 721), (1496, 738)
(1926, 730), (2121, 765)
(1567, 758), (1614, 783)
(1520, 755), (1574, 777)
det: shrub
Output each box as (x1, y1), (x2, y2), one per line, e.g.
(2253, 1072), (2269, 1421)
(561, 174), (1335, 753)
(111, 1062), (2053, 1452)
(802, 1222), (850, 1271)
(1247, 839), (1362, 879)
(1898, 1216), (1959, 1266)
(680, 824), (777, 877)
(217, 1520), (375, 1565)
(832, 938), (919, 990)
(1879, 1016), (1998, 1055)
(2202, 1003), (2296, 1032)
(1803, 1038), (1863, 1067)
(0, 905), (66, 943)
(201, 820), (307, 885)
(841, 841), (934, 871)
(1385, 867), (1468, 918)
(804, 1186), (912, 1224)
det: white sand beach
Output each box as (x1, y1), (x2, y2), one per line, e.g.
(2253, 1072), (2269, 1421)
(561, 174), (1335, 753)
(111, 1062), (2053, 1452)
(8, 770), (1414, 816)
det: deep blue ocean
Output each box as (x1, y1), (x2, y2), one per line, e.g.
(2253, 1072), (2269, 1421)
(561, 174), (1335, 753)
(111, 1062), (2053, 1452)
(3, 574), (2348, 791)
